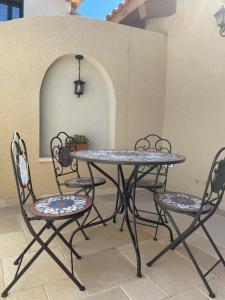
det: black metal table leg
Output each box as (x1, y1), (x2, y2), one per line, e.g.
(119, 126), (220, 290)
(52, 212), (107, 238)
(118, 165), (142, 277)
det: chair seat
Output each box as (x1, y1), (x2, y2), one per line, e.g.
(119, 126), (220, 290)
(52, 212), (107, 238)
(30, 194), (92, 220)
(64, 176), (106, 188)
(136, 178), (164, 190)
(154, 192), (211, 214)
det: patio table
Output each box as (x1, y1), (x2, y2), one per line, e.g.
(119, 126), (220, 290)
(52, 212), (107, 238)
(71, 149), (185, 277)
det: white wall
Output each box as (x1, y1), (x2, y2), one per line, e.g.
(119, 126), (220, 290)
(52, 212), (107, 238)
(24, 0), (70, 17)
(40, 54), (115, 157)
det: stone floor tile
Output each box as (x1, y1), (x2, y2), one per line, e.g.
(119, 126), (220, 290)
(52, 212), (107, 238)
(84, 288), (129, 300)
(0, 206), (20, 218)
(73, 248), (138, 295)
(45, 278), (87, 300)
(196, 274), (225, 299)
(176, 243), (225, 277)
(188, 233), (225, 258)
(0, 198), (18, 208)
(0, 216), (23, 235)
(167, 288), (209, 300)
(121, 278), (167, 300)
(6, 292), (17, 300)
(0, 260), (5, 291)
(56, 224), (151, 257)
(194, 214), (225, 249)
(0, 232), (28, 259)
(118, 239), (205, 296)
(2, 248), (68, 293)
(7, 286), (48, 300)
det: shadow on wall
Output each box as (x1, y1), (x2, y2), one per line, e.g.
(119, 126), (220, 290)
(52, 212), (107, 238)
(39, 53), (116, 157)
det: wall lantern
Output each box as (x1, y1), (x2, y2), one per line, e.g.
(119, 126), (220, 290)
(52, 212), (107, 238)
(214, 5), (225, 37)
(74, 55), (85, 98)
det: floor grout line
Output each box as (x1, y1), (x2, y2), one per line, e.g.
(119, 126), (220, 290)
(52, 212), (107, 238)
(43, 284), (51, 300)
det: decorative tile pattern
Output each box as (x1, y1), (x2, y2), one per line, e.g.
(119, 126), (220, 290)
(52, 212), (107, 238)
(136, 178), (164, 189)
(155, 192), (211, 213)
(18, 155), (29, 187)
(30, 195), (91, 218)
(72, 150), (184, 166)
(65, 176), (106, 188)
(59, 147), (73, 167)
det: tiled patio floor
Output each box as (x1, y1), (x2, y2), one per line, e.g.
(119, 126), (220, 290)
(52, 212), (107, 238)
(1, 191), (225, 300)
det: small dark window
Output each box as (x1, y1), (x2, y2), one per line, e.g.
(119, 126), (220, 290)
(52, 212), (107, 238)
(0, 0), (23, 22)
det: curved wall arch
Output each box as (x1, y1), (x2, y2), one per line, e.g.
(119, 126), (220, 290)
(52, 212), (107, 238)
(0, 16), (167, 198)
(40, 54), (116, 157)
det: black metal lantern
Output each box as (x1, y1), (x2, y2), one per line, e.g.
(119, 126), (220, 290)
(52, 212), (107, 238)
(74, 55), (85, 97)
(214, 5), (225, 37)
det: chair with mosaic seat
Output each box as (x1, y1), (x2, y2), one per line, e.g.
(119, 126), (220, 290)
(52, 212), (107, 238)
(1, 132), (92, 298)
(146, 147), (225, 298)
(119, 134), (172, 240)
(50, 132), (107, 240)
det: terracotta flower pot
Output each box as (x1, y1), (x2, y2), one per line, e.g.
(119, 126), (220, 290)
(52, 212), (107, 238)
(69, 143), (89, 152)
(71, 0), (82, 9)
(76, 143), (89, 151)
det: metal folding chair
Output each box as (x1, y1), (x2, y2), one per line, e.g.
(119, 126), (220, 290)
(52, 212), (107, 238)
(118, 134), (172, 240)
(1, 132), (93, 297)
(147, 147), (225, 298)
(50, 131), (107, 240)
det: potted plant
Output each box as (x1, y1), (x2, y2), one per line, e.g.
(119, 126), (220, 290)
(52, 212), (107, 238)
(67, 135), (89, 151)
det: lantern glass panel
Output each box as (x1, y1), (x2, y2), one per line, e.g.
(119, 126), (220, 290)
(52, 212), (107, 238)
(74, 80), (85, 97)
(215, 6), (225, 27)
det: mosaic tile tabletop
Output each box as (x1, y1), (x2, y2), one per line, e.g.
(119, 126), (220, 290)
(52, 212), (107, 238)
(72, 150), (185, 166)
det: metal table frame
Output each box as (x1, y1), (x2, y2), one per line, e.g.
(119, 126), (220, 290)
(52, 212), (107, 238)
(70, 150), (185, 276)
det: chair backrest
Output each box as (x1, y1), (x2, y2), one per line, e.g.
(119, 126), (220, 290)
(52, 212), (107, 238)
(201, 147), (225, 216)
(134, 134), (172, 189)
(135, 134), (172, 154)
(50, 132), (80, 188)
(11, 132), (36, 212)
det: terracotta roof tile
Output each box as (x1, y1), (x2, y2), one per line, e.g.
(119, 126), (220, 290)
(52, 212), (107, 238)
(106, 0), (132, 21)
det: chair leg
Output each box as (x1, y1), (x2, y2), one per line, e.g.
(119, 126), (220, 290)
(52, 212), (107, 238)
(113, 190), (120, 223)
(75, 219), (89, 240)
(50, 223), (81, 259)
(120, 214), (125, 231)
(92, 203), (107, 226)
(84, 187), (106, 227)
(1, 242), (48, 297)
(153, 205), (163, 241)
(153, 205), (173, 242)
(182, 239), (215, 298)
(201, 223), (225, 267)
(1, 218), (85, 297)
(166, 212), (215, 299)
(14, 223), (49, 265)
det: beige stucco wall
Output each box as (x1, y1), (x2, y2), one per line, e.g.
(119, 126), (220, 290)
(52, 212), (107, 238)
(0, 16), (167, 199)
(24, 0), (70, 17)
(147, 0), (225, 208)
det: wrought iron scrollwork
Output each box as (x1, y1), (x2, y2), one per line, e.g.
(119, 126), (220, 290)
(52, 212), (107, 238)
(50, 132), (79, 177)
(202, 151), (225, 210)
(50, 132), (80, 194)
(11, 132), (36, 206)
(134, 134), (172, 185)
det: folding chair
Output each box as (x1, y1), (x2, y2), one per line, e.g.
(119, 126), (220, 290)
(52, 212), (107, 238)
(1, 132), (92, 297)
(50, 131), (107, 240)
(119, 134), (172, 240)
(147, 147), (225, 298)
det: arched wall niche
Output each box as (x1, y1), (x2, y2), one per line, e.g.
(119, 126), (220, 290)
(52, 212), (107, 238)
(40, 53), (116, 157)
